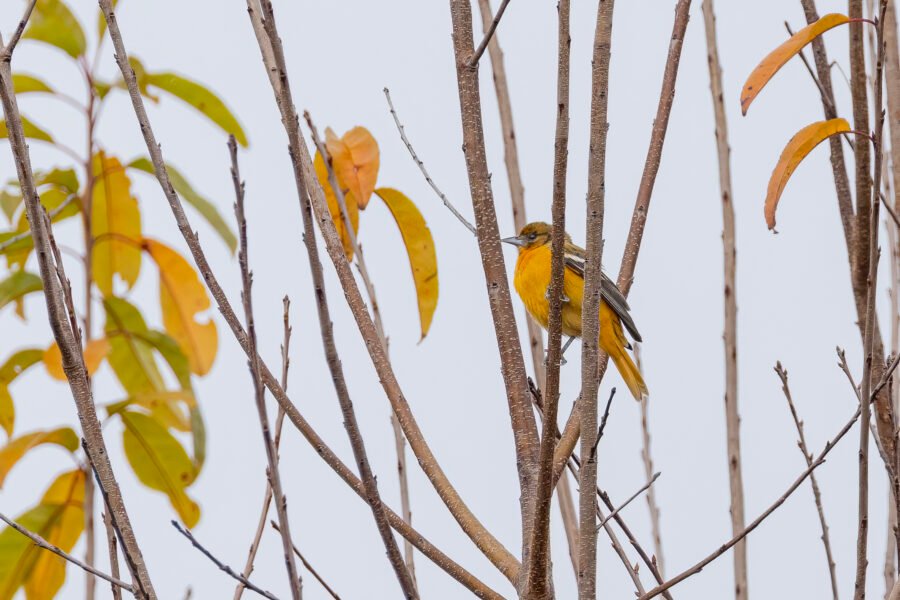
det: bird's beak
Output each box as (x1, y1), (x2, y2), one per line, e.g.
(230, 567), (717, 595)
(501, 235), (526, 247)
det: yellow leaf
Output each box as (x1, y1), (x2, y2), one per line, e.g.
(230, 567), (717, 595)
(120, 411), (200, 527)
(766, 118), (852, 230)
(107, 390), (194, 432)
(0, 470), (84, 600)
(741, 14), (850, 115)
(0, 387), (11, 440)
(43, 339), (110, 381)
(0, 428), (79, 488)
(92, 152), (142, 296)
(143, 239), (217, 375)
(315, 149), (359, 260)
(374, 188), (439, 339)
(104, 297), (165, 394)
(326, 126), (380, 209)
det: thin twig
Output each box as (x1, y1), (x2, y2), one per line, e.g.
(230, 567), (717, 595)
(0, 0), (37, 61)
(235, 297), (293, 600)
(0, 193), (78, 253)
(383, 88), (476, 236)
(271, 521), (342, 600)
(468, 0), (511, 66)
(597, 473), (662, 530)
(0, 510), (134, 593)
(231, 137), (303, 600)
(774, 362), (839, 600)
(635, 344), (666, 575)
(103, 511), (123, 600)
(640, 400), (866, 599)
(702, 2), (747, 597)
(172, 521), (280, 600)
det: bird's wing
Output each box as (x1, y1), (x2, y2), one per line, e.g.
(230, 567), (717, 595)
(563, 242), (643, 343)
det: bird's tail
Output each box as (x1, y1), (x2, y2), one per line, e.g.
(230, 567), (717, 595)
(608, 343), (648, 401)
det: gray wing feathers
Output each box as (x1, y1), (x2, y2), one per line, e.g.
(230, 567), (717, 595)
(564, 252), (643, 342)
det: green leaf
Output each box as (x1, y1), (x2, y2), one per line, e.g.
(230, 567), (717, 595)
(120, 411), (200, 527)
(128, 158), (237, 253)
(104, 297), (164, 394)
(23, 0), (87, 58)
(0, 349), (43, 384)
(107, 390), (193, 432)
(0, 271), (42, 313)
(36, 168), (79, 194)
(0, 428), (78, 488)
(0, 115), (54, 143)
(145, 72), (247, 146)
(189, 406), (206, 474)
(11, 74), (54, 95)
(143, 329), (192, 390)
(0, 470), (85, 599)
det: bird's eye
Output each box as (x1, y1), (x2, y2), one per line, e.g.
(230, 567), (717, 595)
(528, 232), (537, 240)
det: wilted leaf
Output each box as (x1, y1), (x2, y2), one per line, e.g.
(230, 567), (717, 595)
(0, 428), (79, 488)
(0, 470), (85, 600)
(766, 118), (852, 230)
(127, 158), (237, 253)
(325, 127), (379, 209)
(315, 149), (359, 260)
(92, 152), (142, 296)
(375, 188), (439, 339)
(120, 410), (200, 527)
(12, 75), (55, 96)
(42, 339), (110, 381)
(0, 116), (54, 143)
(143, 72), (247, 146)
(23, 0), (87, 58)
(741, 14), (850, 115)
(104, 297), (165, 394)
(0, 271), (42, 313)
(143, 239), (217, 375)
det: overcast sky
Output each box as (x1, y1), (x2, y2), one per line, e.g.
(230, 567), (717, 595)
(0, 0), (893, 598)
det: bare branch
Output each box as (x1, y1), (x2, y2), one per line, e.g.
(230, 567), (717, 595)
(383, 88), (476, 235)
(232, 136), (303, 600)
(271, 521), (342, 600)
(468, 0), (512, 66)
(172, 521), (280, 600)
(0, 0), (37, 61)
(597, 473), (661, 530)
(640, 401), (865, 599)
(701, 2), (747, 596)
(635, 345), (666, 575)
(0, 510), (134, 594)
(774, 363), (839, 600)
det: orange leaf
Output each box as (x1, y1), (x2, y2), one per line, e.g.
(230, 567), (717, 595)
(325, 126), (379, 209)
(43, 338), (110, 381)
(143, 239), (218, 375)
(92, 152), (142, 295)
(374, 188), (439, 340)
(741, 13), (850, 115)
(314, 149), (359, 260)
(766, 118), (852, 229)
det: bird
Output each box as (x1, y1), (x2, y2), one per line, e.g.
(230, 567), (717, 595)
(502, 221), (648, 401)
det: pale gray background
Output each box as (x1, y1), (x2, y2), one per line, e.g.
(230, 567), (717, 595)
(0, 0), (888, 598)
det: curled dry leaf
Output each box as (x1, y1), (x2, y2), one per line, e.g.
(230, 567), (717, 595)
(42, 338), (110, 382)
(766, 118), (852, 229)
(375, 188), (439, 339)
(142, 239), (218, 375)
(741, 13), (850, 115)
(315, 149), (360, 260)
(326, 126), (380, 209)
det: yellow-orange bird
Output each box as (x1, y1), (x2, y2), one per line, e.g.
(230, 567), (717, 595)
(503, 222), (648, 400)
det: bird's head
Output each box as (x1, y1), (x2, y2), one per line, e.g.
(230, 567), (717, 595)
(502, 222), (553, 250)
